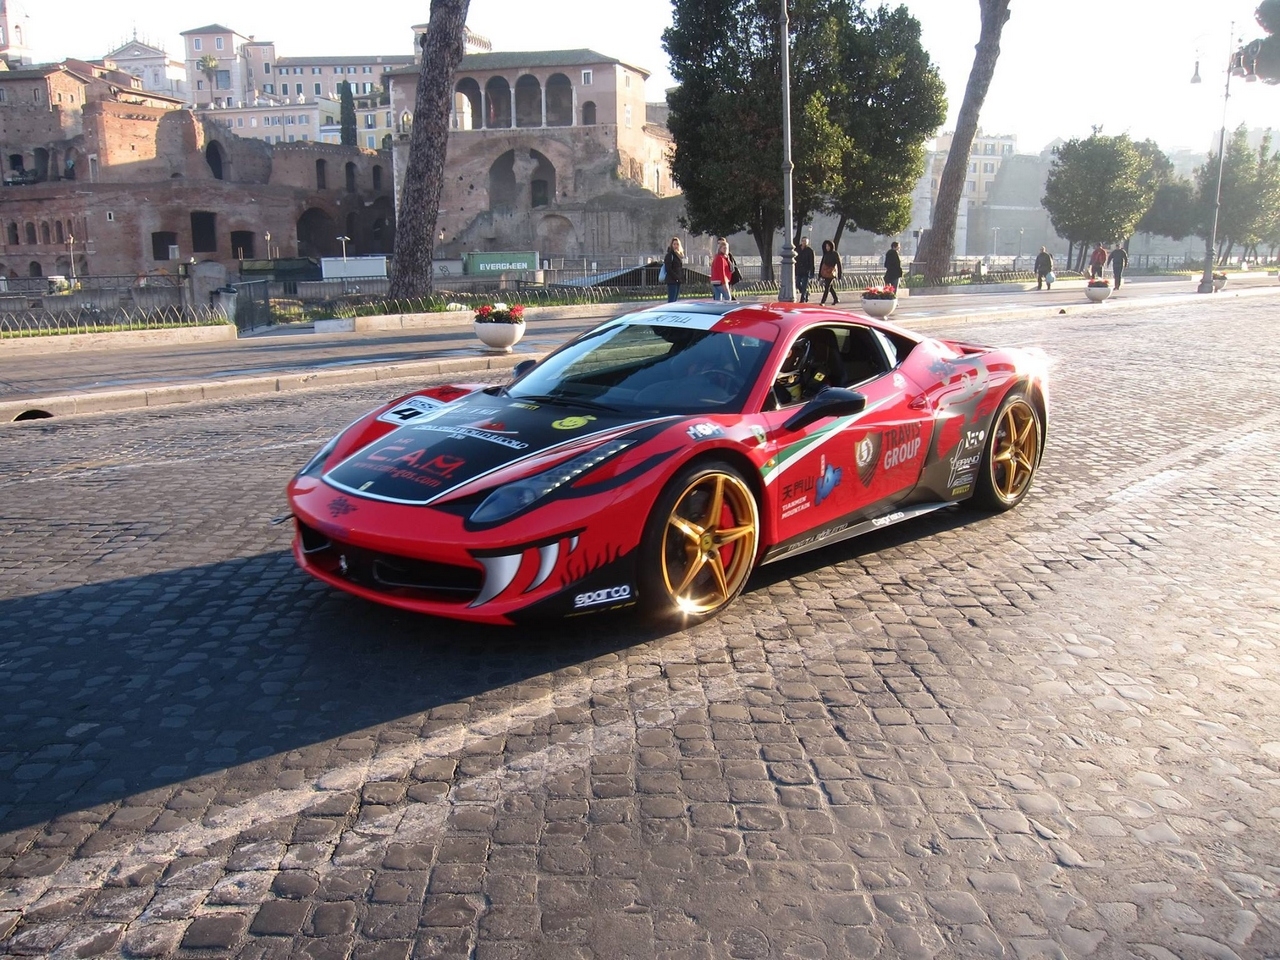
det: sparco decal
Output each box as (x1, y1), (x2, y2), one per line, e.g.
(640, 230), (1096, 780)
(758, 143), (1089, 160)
(573, 585), (632, 608)
(881, 422), (923, 470)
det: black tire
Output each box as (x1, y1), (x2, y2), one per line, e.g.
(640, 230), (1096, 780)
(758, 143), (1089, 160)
(970, 391), (1042, 512)
(639, 460), (760, 621)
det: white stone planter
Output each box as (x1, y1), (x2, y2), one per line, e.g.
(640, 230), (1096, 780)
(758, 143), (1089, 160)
(474, 320), (525, 352)
(859, 297), (897, 318)
(1213, 276), (1227, 291)
(1085, 285), (1111, 302)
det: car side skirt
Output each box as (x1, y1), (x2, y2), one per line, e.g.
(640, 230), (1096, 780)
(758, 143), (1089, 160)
(760, 500), (955, 566)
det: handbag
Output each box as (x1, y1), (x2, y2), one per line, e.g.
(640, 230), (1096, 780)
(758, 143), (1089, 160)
(1046, 271), (1055, 284)
(658, 262), (668, 282)
(819, 262), (835, 280)
(730, 266), (742, 285)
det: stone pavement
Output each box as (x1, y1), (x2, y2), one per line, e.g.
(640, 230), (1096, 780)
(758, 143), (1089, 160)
(1, 291), (1279, 959)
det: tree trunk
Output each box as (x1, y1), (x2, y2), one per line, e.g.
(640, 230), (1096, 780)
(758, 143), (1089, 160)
(1065, 241), (1074, 274)
(832, 214), (849, 252)
(916, 0), (1011, 286)
(751, 228), (776, 283)
(388, 0), (471, 299)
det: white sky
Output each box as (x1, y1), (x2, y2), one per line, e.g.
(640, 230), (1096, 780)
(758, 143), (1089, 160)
(30, 0), (1277, 156)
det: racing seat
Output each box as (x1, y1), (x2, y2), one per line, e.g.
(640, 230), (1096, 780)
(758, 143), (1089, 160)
(798, 327), (843, 397)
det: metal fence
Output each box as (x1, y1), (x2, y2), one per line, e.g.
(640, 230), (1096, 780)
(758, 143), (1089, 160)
(0, 302), (228, 338)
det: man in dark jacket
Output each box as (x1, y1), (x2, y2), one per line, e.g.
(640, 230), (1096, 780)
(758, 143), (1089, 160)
(1034, 247), (1054, 290)
(795, 237), (815, 302)
(1107, 243), (1129, 289)
(883, 241), (903, 290)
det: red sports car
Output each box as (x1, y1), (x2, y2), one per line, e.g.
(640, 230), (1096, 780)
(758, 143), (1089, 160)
(287, 301), (1048, 624)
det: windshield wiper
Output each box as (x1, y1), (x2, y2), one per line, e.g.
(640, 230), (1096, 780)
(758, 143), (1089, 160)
(513, 393), (618, 412)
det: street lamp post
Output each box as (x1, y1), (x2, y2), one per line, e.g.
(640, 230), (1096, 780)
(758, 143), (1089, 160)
(67, 235), (76, 284)
(777, 0), (796, 302)
(264, 232), (272, 260)
(1192, 24), (1234, 294)
(337, 235), (350, 260)
(992, 226), (999, 255)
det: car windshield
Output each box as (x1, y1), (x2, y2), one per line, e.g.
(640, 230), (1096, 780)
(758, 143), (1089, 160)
(508, 321), (775, 414)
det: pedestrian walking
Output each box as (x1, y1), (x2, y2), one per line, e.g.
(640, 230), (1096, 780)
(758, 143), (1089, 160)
(1108, 243), (1128, 289)
(719, 238), (741, 300)
(1088, 243), (1108, 280)
(817, 240), (842, 305)
(795, 237), (815, 302)
(710, 239), (733, 302)
(663, 237), (685, 303)
(883, 240), (903, 290)
(1034, 246), (1054, 290)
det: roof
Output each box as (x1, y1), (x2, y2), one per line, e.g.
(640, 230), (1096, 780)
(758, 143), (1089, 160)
(459, 49), (649, 77)
(104, 40), (170, 59)
(276, 55), (415, 67)
(179, 24), (238, 36)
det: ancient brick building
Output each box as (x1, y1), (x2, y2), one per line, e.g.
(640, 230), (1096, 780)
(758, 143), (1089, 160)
(0, 61), (393, 280)
(388, 48), (682, 261)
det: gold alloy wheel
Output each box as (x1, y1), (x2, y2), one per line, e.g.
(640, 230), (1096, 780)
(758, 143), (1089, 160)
(659, 471), (759, 616)
(989, 398), (1040, 503)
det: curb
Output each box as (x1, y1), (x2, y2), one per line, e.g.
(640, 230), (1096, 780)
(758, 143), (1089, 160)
(0, 351), (542, 424)
(0, 323), (238, 357)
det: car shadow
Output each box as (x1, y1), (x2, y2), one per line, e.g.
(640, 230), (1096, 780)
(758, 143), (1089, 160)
(0, 551), (677, 833)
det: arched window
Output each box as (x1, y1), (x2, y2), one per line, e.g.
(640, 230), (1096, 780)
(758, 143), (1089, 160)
(315, 158), (327, 190)
(345, 162), (357, 193)
(7, 223), (18, 245)
(205, 142), (225, 180)
(24, 223), (36, 244)
(545, 74), (572, 127)
(372, 165), (382, 191)
(483, 77), (511, 128)
(581, 101), (596, 126)
(55, 221), (64, 243)
(40, 222), (50, 244)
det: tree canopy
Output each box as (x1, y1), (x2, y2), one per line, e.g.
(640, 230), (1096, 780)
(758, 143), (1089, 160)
(1194, 126), (1280, 261)
(1041, 133), (1156, 265)
(662, 0), (943, 277)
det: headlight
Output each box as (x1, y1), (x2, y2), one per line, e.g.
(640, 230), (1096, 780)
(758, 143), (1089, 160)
(297, 434), (340, 478)
(470, 438), (634, 524)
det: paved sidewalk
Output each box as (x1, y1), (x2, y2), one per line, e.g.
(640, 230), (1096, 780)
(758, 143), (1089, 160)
(2, 274), (1276, 422)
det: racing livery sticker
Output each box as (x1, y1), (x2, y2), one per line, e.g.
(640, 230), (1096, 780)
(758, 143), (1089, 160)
(881, 422), (922, 471)
(946, 426), (986, 497)
(377, 395), (446, 426)
(553, 415), (597, 430)
(687, 422), (724, 441)
(855, 433), (880, 487)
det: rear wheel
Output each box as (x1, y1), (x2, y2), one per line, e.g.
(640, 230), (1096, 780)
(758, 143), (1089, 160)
(971, 392), (1041, 511)
(640, 461), (759, 620)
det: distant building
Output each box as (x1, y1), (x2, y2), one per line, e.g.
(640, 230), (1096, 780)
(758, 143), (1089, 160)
(101, 35), (188, 98)
(386, 47), (680, 259)
(0, 57), (393, 280)
(0, 0), (34, 68)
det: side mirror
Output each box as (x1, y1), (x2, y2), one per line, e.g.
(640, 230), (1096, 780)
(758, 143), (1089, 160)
(511, 358), (537, 379)
(782, 387), (867, 432)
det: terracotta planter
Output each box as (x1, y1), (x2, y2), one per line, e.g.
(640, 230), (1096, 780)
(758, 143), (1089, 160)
(474, 320), (525, 352)
(860, 297), (897, 318)
(1085, 285), (1111, 302)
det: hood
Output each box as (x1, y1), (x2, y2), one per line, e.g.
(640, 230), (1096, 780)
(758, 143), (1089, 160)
(323, 391), (672, 506)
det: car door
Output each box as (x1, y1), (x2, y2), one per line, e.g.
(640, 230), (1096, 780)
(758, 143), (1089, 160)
(755, 323), (935, 550)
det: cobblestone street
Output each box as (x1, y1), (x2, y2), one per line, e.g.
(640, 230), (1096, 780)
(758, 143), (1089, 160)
(2, 297), (1278, 959)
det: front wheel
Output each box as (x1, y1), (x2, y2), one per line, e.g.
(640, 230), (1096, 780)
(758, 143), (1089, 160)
(640, 461), (760, 621)
(970, 392), (1042, 511)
